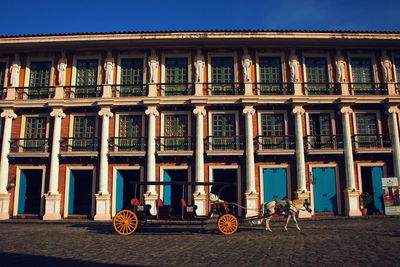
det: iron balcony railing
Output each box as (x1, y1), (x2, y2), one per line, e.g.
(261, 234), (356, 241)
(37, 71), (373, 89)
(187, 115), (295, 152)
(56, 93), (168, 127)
(206, 136), (244, 151)
(256, 135), (295, 150)
(156, 136), (193, 151)
(158, 83), (195, 96)
(303, 83), (340, 95)
(304, 135), (344, 150)
(10, 138), (50, 153)
(64, 86), (102, 98)
(60, 137), (99, 152)
(206, 83), (244, 95)
(0, 87), (6, 99)
(350, 83), (388, 95)
(112, 84), (148, 97)
(15, 86), (56, 99)
(254, 82), (293, 95)
(109, 137), (146, 152)
(352, 134), (391, 149)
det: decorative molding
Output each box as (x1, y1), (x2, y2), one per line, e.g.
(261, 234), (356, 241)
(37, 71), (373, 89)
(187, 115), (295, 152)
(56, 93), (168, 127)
(340, 106), (353, 115)
(387, 106), (400, 114)
(0, 109), (17, 119)
(242, 106), (255, 116)
(193, 106), (206, 116)
(145, 106), (159, 116)
(98, 107), (114, 117)
(291, 106), (305, 115)
(50, 109), (66, 119)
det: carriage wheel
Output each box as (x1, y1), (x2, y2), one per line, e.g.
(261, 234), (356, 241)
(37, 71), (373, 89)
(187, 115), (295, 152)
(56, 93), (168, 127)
(113, 210), (139, 236)
(217, 214), (238, 235)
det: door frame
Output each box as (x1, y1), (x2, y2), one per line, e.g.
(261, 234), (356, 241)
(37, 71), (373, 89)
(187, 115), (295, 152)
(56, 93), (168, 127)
(111, 166), (143, 216)
(308, 163), (342, 215)
(356, 162), (387, 192)
(159, 166), (191, 202)
(14, 166), (46, 216)
(258, 164), (291, 205)
(63, 166), (96, 218)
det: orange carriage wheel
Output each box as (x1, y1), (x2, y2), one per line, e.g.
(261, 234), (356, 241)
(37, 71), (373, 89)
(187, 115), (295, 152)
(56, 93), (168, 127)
(113, 210), (139, 236)
(217, 214), (239, 235)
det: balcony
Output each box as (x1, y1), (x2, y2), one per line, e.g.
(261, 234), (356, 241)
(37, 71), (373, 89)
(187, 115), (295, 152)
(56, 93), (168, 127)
(16, 87), (55, 99)
(352, 134), (392, 153)
(159, 83), (194, 96)
(255, 135), (295, 155)
(255, 83), (293, 95)
(206, 136), (244, 156)
(0, 87), (6, 99)
(350, 83), (387, 95)
(156, 136), (193, 156)
(112, 84), (147, 97)
(9, 138), (50, 157)
(108, 137), (146, 157)
(303, 83), (339, 95)
(64, 86), (102, 98)
(304, 135), (344, 154)
(60, 137), (99, 156)
(206, 83), (244, 95)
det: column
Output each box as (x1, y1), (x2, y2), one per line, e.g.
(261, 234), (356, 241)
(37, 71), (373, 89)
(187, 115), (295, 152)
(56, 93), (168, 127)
(43, 108), (65, 220)
(243, 106), (258, 216)
(144, 106), (159, 214)
(340, 106), (361, 216)
(193, 106), (207, 215)
(94, 107), (113, 220)
(388, 106), (400, 178)
(0, 109), (17, 220)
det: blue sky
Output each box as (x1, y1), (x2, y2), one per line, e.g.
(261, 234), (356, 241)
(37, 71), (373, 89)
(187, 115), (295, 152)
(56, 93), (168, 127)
(1, 0), (400, 35)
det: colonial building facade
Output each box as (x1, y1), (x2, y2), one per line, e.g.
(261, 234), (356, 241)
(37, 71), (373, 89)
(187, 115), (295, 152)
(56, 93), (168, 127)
(0, 30), (399, 220)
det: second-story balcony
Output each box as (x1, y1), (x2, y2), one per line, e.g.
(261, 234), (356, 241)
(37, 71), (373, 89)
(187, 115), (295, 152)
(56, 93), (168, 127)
(9, 138), (50, 157)
(304, 135), (344, 154)
(350, 83), (388, 95)
(0, 87), (6, 99)
(159, 83), (195, 96)
(64, 86), (102, 98)
(108, 137), (146, 157)
(255, 83), (293, 95)
(112, 84), (148, 97)
(16, 86), (55, 100)
(206, 136), (244, 156)
(206, 83), (244, 96)
(352, 134), (392, 153)
(156, 136), (193, 156)
(255, 135), (295, 155)
(60, 137), (99, 156)
(303, 83), (340, 95)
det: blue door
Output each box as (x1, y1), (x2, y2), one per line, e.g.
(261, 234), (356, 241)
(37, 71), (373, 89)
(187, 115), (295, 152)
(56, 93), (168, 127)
(116, 171), (124, 212)
(18, 169), (42, 214)
(371, 166), (384, 211)
(18, 170), (27, 214)
(263, 168), (288, 202)
(163, 170), (172, 205)
(68, 170), (92, 215)
(116, 170), (141, 212)
(312, 167), (337, 213)
(68, 170), (76, 215)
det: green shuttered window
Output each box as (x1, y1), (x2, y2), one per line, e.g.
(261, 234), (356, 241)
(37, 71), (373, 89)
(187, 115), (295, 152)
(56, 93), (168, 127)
(211, 57), (234, 95)
(118, 115), (142, 151)
(261, 114), (285, 149)
(120, 58), (144, 96)
(305, 57), (329, 95)
(164, 114), (188, 150)
(76, 59), (98, 98)
(212, 114), (236, 150)
(72, 116), (96, 151)
(164, 58), (188, 95)
(24, 117), (47, 152)
(350, 58), (374, 95)
(259, 57), (282, 95)
(29, 61), (52, 99)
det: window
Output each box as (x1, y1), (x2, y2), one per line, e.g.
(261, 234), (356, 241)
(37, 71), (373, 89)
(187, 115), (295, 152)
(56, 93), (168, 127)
(163, 114), (188, 150)
(394, 58), (400, 83)
(164, 58), (188, 95)
(0, 62), (6, 99)
(260, 114), (285, 149)
(258, 57), (283, 95)
(211, 57), (234, 95)
(355, 113), (379, 148)
(118, 115), (142, 151)
(350, 58), (374, 94)
(211, 114), (237, 150)
(28, 61), (52, 99)
(75, 59), (98, 98)
(72, 116), (96, 151)
(305, 58), (329, 95)
(308, 113), (333, 148)
(24, 117), (47, 152)
(120, 58), (144, 96)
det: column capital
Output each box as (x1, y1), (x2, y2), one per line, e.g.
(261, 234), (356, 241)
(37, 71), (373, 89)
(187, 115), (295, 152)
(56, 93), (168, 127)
(340, 106), (353, 115)
(145, 106), (159, 116)
(98, 107), (114, 118)
(50, 108), (66, 119)
(0, 109), (17, 119)
(242, 106), (255, 116)
(193, 105), (206, 116)
(291, 106), (305, 115)
(387, 106), (400, 114)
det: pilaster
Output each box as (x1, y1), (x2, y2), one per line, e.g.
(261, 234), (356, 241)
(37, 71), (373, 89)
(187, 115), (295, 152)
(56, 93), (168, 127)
(144, 193), (159, 215)
(244, 192), (259, 217)
(193, 193), (207, 216)
(43, 194), (62, 220)
(102, 85), (112, 98)
(54, 86), (64, 99)
(292, 106), (307, 193)
(343, 190), (362, 216)
(145, 106), (159, 195)
(340, 106), (356, 190)
(94, 194), (111, 220)
(5, 87), (16, 100)
(0, 193), (11, 220)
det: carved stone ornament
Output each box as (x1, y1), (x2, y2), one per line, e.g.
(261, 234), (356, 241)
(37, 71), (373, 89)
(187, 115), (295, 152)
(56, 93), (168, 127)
(381, 56), (392, 83)
(242, 106), (255, 116)
(242, 53), (252, 82)
(289, 54), (300, 82)
(145, 106), (159, 117)
(57, 55), (67, 86)
(193, 106), (206, 116)
(9, 55), (21, 87)
(0, 109), (17, 119)
(148, 50), (159, 83)
(104, 51), (115, 85)
(194, 55), (205, 83)
(340, 106), (353, 115)
(98, 107), (114, 117)
(291, 106), (305, 115)
(50, 109), (66, 119)
(387, 106), (400, 114)
(335, 55), (346, 83)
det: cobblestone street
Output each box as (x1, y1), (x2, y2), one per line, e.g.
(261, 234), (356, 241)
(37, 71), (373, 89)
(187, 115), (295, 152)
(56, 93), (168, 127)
(0, 216), (399, 267)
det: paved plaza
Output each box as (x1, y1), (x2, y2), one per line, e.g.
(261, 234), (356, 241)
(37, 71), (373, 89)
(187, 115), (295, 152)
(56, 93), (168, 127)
(0, 216), (399, 266)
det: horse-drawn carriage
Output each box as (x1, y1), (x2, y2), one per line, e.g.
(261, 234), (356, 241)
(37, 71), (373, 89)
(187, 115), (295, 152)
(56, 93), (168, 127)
(112, 181), (239, 236)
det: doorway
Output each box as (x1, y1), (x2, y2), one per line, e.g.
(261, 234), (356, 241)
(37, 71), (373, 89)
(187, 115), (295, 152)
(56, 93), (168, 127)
(262, 167), (288, 203)
(68, 169), (93, 216)
(361, 166), (384, 213)
(17, 169), (43, 215)
(212, 168), (238, 215)
(311, 167), (338, 213)
(116, 169), (141, 212)
(163, 169), (188, 216)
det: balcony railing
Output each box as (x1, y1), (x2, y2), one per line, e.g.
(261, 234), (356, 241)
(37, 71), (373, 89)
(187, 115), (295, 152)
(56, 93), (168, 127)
(60, 137), (99, 152)
(156, 136), (193, 151)
(16, 86), (56, 99)
(303, 83), (340, 95)
(10, 138), (50, 153)
(206, 83), (244, 95)
(109, 137), (146, 152)
(112, 84), (148, 97)
(0, 87), (6, 99)
(350, 83), (387, 95)
(159, 83), (195, 96)
(256, 135), (295, 150)
(255, 83), (293, 95)
(352, 134), (391, 149)
(304, 135), (344, 150)
(206, 136), (244, 150)
(64, 86), (102, 98)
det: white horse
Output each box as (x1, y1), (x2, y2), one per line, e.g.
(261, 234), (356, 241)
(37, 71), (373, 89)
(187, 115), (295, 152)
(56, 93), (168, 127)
(249, 199), (312, 232)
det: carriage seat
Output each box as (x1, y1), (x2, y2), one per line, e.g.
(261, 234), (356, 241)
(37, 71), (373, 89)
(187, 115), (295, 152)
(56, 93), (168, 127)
(156, 199), (172, 220)
(180, 199), (197, 220)
(130, 198), (152, 217)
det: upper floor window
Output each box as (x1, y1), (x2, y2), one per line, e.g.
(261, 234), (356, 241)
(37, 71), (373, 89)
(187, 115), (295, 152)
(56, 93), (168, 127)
(394, 58), (400, 83)
(163, 114), (189, 150)
(350, 58), (375, 95)
(23, 116), (47, 152)
(28, 61), (52, 99)
(258, 57), (283, 95)
(305, 57), (330, 95)
(308, 113), (333, 149)
(260, 113), (285, 149)
(118, 114), (143, 151)
(211, 113), (238, 150)
(0, 62), (6, 99)
(75, 59), (98, 98)
(210, 57), (235, 95)
(72, 116), (97, 151)
(355, 113), (379, 148)
(164, 58), (188, 96)
(120, 58), (144, 96)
